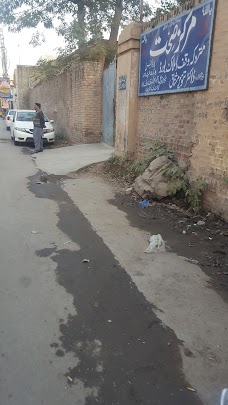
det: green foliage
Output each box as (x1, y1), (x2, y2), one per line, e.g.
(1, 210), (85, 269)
(104, 154), (128, 177)
(32, 55), (73, 83)
(185, 177), (208, 213)
(105, 152), (208, 214)
(78, 40), (117, 63)
(161, 165), (188, 195)
(223, 175), (228, 185)
(33, 39), (116, 84)
(154, 0), (186, 17)
(104, 155), (147, 183)
(143, 141), (175, 163)
(104, 141), (176, 184)
(0, 0), (153, 51)
(125, 159), (148, 183)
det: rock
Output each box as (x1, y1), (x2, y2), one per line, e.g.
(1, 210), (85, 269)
(179, 160), (188, 172)
(133, 156), (183, 200)
(197, 220), (206, 226)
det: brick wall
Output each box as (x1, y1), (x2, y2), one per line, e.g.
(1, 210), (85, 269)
(189, 0), (228, 217)
(15, 65), (39, 109)
(29, 59), (103, 143)
(137, 0), (228, 220)
(116, 0), (228, 220)
(137, 93), (195, 163)
(136, 0), (212, 164)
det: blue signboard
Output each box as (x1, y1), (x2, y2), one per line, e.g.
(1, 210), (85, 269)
(139, 0), (216, 96)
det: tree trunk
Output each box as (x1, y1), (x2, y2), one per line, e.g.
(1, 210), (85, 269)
(77, 0), (86, 45)
(109, 0), (123, 45)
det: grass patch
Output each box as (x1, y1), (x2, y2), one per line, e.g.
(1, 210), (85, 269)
(104, 155), (147, 184)
(104, 141), (175, 184)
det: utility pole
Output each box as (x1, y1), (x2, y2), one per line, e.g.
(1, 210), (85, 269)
(0, 26), (8, 77)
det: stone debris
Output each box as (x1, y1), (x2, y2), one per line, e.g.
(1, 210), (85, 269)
(133, 156), (183, 200)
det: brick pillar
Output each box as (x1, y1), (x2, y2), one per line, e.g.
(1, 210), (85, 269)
(115, 22), (143, 159)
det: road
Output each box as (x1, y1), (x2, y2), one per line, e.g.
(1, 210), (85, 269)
(0, 119), (222, 405)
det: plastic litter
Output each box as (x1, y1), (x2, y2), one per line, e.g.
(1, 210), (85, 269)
(125, 187), (133, 195)
(139, 199), (150, 208)
(220, 389), (228, 405)
(144, 234), (166, 254)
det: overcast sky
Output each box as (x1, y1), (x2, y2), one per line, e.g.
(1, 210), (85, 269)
(3, 0), (160, 75)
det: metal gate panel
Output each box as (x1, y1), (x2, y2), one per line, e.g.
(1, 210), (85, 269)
(102, 62), (116, 146)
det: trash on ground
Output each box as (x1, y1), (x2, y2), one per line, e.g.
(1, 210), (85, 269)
(187, 387), (196, 392)
(31, 230), (39, 234)
(185, 258), (199, 265)
(182, 230), (186, 235)
(139, 199), (150, 208)
(36, 181), (42, 184)
(82, 259), (90, 263)
(144, 234), (166, 254)
(63, 241), (71, 245)
(67, 376), (73, 382)
(125, 187), (133, 195)
(197, 220), (205, 226)
(108, 320), (112, 323)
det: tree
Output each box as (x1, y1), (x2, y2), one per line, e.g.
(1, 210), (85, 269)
(154, 0), (186, 17)
(0, 0), (152, 50)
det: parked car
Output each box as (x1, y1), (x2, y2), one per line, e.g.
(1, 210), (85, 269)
(11, 110), (55, 145)
(5, 109), (17, 130)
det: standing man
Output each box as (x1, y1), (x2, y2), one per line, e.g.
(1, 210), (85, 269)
(32, 103), (45, 154)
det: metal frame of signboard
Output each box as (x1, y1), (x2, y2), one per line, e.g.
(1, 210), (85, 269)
(138, 0), (216, 96)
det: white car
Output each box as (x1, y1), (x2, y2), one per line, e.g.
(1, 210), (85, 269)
(5, 109), (17, 130)
(11, 110), (55, 145)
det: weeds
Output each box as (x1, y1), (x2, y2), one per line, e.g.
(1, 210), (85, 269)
(143, 141), (175, 163)
(124, 160), (148, 183)
(161, 166), (188, 195)
(104, 144), (208, 213)
(185, 177), (208, 213)
(223, 175), (228, 185)
(104, 155), (147, 183)
(104, 141), (175, 184)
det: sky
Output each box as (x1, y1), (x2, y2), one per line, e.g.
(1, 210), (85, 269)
(3, 0), (160, 75)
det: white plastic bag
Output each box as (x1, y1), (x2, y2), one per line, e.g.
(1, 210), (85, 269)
(144, 234), (166, 254)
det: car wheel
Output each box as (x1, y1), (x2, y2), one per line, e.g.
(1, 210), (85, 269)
(13, 133), (19, 146)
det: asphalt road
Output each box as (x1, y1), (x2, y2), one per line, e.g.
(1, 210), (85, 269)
(0, 119), (203, 405)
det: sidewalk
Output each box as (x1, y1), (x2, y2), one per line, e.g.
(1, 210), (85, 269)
(34, 143), (114, 175)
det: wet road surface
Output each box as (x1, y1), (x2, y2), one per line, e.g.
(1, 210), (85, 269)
(0, 121), (203, 404)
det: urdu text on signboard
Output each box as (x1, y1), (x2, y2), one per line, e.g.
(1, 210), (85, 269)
(138, 0), (216, 96)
